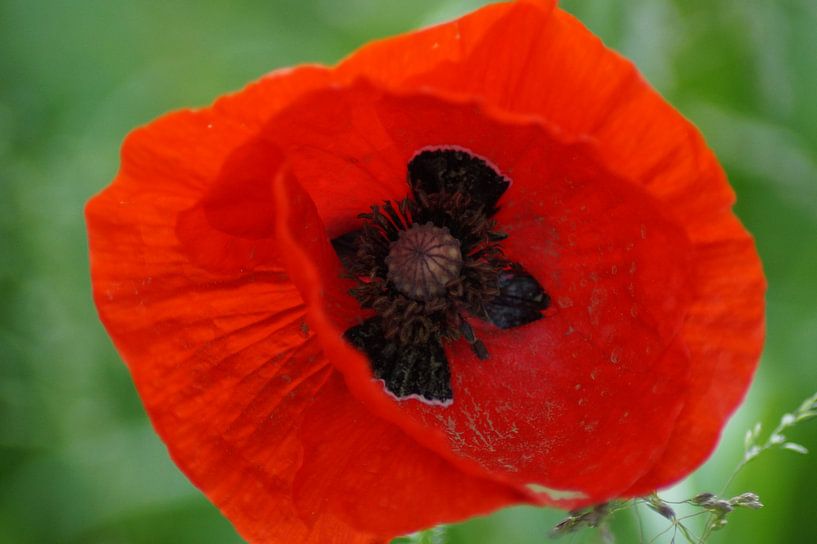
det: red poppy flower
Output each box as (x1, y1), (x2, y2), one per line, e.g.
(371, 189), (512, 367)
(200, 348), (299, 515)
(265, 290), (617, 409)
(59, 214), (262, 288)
(86, 1), (765, 542)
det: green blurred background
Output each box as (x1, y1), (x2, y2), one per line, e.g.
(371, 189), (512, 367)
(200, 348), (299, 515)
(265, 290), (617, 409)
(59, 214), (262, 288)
(1, 0), (816, 542)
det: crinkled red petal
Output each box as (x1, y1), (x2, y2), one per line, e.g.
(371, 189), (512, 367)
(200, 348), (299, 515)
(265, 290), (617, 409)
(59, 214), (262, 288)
(267, 80), (696, 506)
(335, 0), (765, 493)
(86, 68), (395, 543)
(294, 373), (530, 535)
(625, 214), (765, 495)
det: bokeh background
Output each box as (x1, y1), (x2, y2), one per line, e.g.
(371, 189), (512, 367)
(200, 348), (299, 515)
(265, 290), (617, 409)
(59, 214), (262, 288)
(2, 0), (816, 542)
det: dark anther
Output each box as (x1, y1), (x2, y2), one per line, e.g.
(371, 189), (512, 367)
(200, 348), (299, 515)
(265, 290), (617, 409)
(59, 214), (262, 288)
(460, 321), (489, 361)
(484, 265), (551, 329)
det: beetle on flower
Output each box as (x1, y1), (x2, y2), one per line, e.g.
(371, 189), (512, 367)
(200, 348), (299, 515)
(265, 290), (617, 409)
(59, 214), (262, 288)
(86, 1), (765, 542)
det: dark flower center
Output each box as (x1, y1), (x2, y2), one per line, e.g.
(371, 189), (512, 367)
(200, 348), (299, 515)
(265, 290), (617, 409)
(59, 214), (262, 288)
(332, 148), (551, 404)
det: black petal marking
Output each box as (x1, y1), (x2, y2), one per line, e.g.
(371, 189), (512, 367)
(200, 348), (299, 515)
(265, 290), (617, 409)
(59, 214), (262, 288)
(345, 317), (453, 403)
(408, 149), (510, 216)
(330, 229), (363, 271)
(484, 265), (551, 329)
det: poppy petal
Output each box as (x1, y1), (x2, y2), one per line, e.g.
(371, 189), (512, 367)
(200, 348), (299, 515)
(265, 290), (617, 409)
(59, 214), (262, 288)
(293, 372), (531, 536)
(86, 181), (364, 543)
(625, 217), (766, 494)
(85, 68), (404, 543)
(266, 79), (695, 506)
(336, 0), (765, 493)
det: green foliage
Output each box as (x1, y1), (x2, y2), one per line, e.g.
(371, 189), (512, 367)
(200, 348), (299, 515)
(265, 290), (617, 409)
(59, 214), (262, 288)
(393, 527), (448, 544)
(1, 1), (816, 543)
